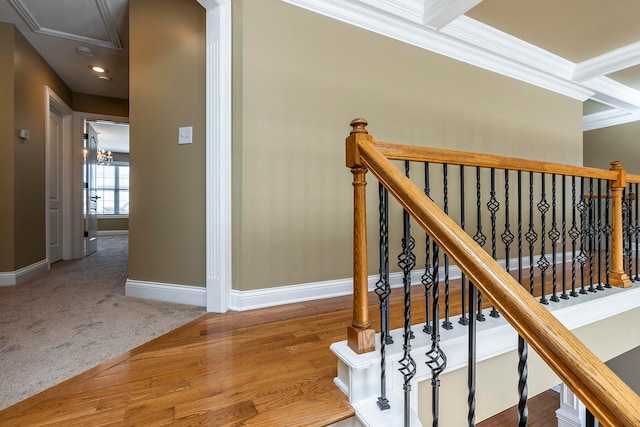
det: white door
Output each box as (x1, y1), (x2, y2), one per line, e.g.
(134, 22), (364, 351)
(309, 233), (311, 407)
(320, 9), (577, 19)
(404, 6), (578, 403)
(48, 110), (63, 263)
(86, 123), (99, 255)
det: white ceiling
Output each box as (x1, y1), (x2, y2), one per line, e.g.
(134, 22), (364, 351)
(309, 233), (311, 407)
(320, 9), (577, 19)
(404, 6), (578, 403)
(2, 0), (640, 131)
(89, 120), (129, 153)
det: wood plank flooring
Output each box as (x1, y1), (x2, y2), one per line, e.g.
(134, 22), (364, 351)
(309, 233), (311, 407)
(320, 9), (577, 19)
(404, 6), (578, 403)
(0, 271), (573, 426)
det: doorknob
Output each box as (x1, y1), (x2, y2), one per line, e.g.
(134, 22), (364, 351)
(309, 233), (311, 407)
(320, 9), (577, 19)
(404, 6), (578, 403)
(90, 196), (101, 200)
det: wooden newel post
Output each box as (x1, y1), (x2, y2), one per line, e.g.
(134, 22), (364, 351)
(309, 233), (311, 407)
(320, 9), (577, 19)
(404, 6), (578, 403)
(609, 161), (632, 288)
(346, 118), (376, 354)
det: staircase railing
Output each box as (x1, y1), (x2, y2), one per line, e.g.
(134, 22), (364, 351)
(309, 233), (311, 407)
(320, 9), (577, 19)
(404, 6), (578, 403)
(345, 118), (640, 426)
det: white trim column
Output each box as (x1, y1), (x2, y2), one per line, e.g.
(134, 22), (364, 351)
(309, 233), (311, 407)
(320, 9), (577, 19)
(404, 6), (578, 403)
(556, 383), (586, 427)
(197, 0), (233, 313)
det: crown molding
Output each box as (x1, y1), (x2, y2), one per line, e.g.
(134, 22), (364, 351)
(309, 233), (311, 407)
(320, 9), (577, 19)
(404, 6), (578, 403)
(583, 109), (640, 132)
(282, 0), (593, 101)
(423, 0), (482, 30)
(581, 76), (640, 112)
(573, 40), (640, 82)
(8, 0), (123, 50)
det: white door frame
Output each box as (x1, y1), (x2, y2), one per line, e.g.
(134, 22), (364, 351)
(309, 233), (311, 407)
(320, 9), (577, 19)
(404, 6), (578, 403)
(45, 86), (73, 265)
(71, 112), (129, 258)
(197, 0), (232, 313)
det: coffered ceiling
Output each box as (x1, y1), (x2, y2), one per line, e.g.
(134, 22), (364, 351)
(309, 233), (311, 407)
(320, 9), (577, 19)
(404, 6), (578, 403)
(2, 0), (640, 131)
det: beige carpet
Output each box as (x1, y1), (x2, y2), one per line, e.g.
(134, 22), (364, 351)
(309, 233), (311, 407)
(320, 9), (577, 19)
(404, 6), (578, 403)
(0, 236), (206, 410)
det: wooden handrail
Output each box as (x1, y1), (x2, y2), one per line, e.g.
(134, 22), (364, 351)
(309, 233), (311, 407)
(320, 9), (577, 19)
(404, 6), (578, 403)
(346, 119), (640, 426)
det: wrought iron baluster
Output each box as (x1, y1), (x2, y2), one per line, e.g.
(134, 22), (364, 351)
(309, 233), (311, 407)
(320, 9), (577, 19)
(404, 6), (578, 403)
(398, 161), (416, 426)
(636, 183), (639, 281)
(577, 178), (588, 295)
(604, 183), (613, 289)
(467, 280), (476, 427)
(422, 163), (433, 335)
(587, 178), (596, 293)
(538, 173), (550, 304)
(502, 169), (515, 278)
(473, 167), (486, 321)
(623, 186), (632, 279)
(487, 168), (500, 318)
(526, 172), (538, 296)
(561, 175), (569, 299)
(375, 183), (391, 411)
(628, 184), (636, 280)
(426, 242), (446, 427)
(518, 171), (523, 287)
(442, 164), (453, 330)
(517, 335), (529, 427)
(569, 177), (580, 297)
(459, 166), (469, 326)
(549, 175), (560, 302)
(596, 180), (604, 291)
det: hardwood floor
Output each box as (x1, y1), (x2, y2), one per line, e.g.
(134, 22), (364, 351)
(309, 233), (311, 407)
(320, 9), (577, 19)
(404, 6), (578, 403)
(0, 271), (573, 426)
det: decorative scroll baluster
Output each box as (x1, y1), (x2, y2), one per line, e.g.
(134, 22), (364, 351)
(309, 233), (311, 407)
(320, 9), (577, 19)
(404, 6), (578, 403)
(538, 173), (550, 304)
(561, 176), (569, 299)
(426, 242), (447, 427)
(487, 168), (500, 318)
(636, 183), (639, 281)
(525, 172), (538, 296)
(622, 186), (630, 279)
(604, 183), (613, 289)
(587, 179), (596, 293)
(375, 183), (391, 411)
(502, 170), (515, 280)
(442, 164), (453, 330)
(577, 178), (588, 295)
(518, 171), (523, 286)
(569, 177), (580, 297)
(398, 161), (416, 426)
(626, 185), (635, 279)
(596, 180), (604, 291)
(549, 175), (560, 302)
(422, 163), (433, 335)
(473, 167), (487, 321)
(467, 280), (476, 426)
(459, 166), (469, 326)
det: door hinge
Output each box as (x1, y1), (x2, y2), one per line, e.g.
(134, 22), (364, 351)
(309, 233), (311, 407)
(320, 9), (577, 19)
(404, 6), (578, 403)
(83, 133), (88, 140)
(84, 231), (89, 237)
(83, 182), (88, 189)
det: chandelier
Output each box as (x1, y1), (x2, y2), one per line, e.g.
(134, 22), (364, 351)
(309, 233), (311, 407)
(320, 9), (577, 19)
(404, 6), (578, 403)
(97, 148), (113, 165)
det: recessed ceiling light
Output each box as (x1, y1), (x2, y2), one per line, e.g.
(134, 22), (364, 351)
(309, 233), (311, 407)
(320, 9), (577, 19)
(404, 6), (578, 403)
(76, 47), (93, 57)
(89, 65), (108, 73)
(98, 75), (112, 81)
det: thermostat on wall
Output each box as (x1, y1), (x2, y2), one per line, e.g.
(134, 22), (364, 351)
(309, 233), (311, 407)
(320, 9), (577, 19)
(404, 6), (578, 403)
(19, 129), (30, 140)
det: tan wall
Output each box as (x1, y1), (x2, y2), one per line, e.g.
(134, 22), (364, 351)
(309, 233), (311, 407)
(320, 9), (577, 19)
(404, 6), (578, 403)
(233, 0), (583, 291)
(4, 26), (72, 271)
(0, 23), (15, 271)
(607, 346), (640, 394)
(584, 121), (640, 173)
(98, 217), (129, 231)
(72, 92), (129, 117)
(128, 0), (206, 286)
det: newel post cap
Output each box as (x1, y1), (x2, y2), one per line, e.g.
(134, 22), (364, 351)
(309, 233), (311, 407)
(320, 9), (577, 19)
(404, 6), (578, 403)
(346, 118), (372, 168)
(350, 118), (369, 135)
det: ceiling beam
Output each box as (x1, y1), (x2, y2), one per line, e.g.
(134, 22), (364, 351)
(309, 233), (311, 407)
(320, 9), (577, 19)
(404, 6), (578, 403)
(423, 0), (484, 29)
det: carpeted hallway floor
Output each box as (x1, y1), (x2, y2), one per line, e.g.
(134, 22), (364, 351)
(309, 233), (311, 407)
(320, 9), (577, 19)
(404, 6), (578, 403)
(0, 236), (206, 410)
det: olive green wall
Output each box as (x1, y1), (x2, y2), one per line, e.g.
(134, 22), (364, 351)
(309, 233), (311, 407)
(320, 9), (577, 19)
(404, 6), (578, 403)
(584, 121), (640, 173)
(232, 0), (583, 291)
(128, 0), (206, 287)
(0, 23), (15, 272)
(0, 24), (72, 272)
(72, 92), (129, 117)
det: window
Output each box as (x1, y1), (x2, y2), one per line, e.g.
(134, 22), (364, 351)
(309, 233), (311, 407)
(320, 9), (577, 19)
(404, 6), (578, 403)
(96, 164), (129, 215)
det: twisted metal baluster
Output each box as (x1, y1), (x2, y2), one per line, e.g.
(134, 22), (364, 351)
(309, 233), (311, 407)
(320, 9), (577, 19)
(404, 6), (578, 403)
(627, 185), (635, 280)
(604, 183), (613, 289)
(442, 164), (453, 330)
(561, 175), (569, 299)
(623, 186), (632, 278)
(398, 161), (416, 426)
(525, 172), (538, 296)
(502, 169), (515, 279)
(596, 180), (604, 291)
(474, 167), (487, 321)
(467, 279), (476, 426)
(517, 335), (529, 427)
(459, 166), (469, 326)
(635, 183), (639, 281)
(537, 173), (550, 304)
(422, 163), (434, 335)
(487, 168), (500, 318)
(587, 178), (596, 293)
(577, 178), (588, 295)
(549, 175), (560, 302)
(426, 242), (447, 427)
(569, 177), (580, 297)
(375, 183), (391, 411)
(518, 171), (523, 287)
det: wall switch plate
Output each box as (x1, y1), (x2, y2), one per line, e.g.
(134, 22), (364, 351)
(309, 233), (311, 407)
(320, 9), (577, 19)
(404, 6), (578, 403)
(178, 126), (192, 144)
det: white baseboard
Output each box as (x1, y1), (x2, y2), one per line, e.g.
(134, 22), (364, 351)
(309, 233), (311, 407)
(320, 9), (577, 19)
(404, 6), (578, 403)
(229, 252), (574, 312)
(0, 259), (49, 286)
(125, 279), (206, 306)
(98, 230), (129, 236)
